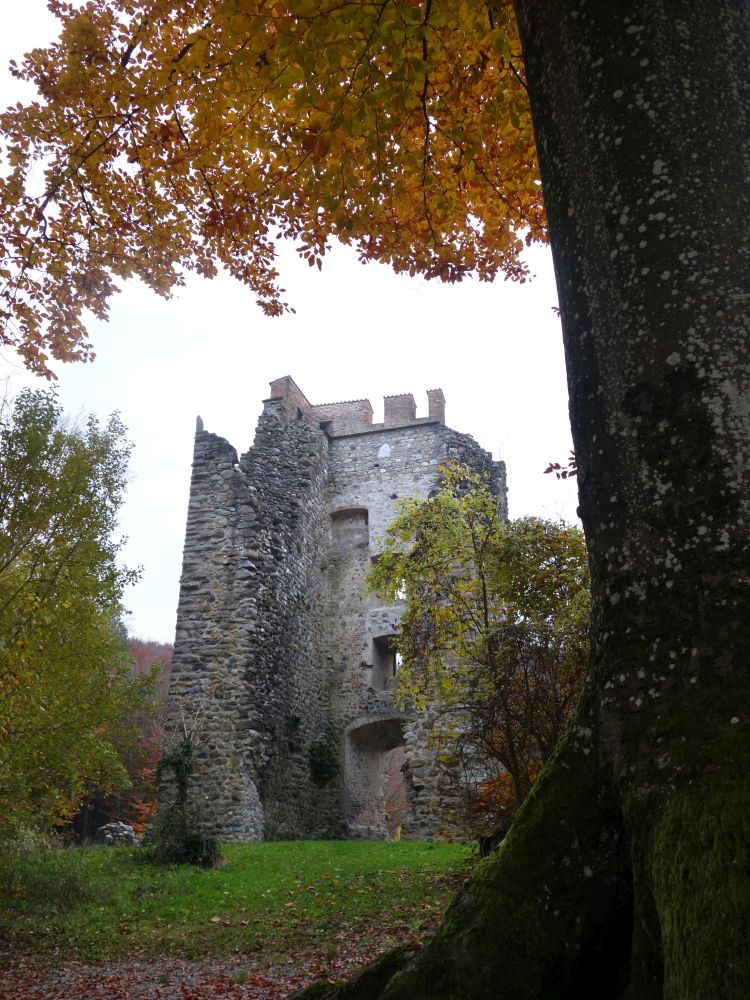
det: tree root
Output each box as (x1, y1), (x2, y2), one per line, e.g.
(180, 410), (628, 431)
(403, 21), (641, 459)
(295, 730), (633, 1000)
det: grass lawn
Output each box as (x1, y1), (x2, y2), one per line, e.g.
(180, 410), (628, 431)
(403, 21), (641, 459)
(0, 840), (471, 965)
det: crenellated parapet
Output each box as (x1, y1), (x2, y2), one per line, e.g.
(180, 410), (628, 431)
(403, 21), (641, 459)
(266, 375), (449, 437)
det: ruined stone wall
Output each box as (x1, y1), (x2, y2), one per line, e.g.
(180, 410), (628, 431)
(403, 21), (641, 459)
(167, 379), (507, 842)
(168, 401), (338, 840)
(236, 400), (338, 839)
(168, 422), (264, 840)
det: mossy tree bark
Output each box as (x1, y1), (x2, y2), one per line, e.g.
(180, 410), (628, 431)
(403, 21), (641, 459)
(313, 3), (750, 998)
(514, 5), (750, 993)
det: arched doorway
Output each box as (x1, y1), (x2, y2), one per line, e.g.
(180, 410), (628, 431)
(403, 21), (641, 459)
(343, 715), (408, 838)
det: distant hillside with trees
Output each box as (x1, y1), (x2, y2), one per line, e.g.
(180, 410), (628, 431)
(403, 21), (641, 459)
(72, 638), (173, 840)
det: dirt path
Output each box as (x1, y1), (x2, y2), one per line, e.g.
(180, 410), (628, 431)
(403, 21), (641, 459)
(0, 953), (332, 998)
(0, 929), (421, 999)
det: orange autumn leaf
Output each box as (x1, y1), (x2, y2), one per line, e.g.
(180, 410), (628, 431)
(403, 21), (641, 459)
(0, 0), (543, 376)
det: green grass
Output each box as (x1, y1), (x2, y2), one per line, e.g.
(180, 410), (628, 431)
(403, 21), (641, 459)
(0, 840), (470, 963)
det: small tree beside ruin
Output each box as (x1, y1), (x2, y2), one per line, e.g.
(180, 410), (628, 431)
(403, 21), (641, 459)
(369, 463), (589, 836)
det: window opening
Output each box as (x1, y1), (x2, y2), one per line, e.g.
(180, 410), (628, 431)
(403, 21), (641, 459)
(372, 635), (398, 691)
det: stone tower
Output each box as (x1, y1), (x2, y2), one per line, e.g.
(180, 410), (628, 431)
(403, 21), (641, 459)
(167, 377), (506, 840)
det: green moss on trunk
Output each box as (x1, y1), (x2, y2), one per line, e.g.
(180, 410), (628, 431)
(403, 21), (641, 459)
(623, 765), (750, 1000)
(315, 645), (750, 1000)
(377, 723), (631, 1000)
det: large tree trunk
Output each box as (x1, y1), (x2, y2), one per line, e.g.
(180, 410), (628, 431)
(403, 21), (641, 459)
(508, 4), (750, 995)
(302, 3), (750, 997)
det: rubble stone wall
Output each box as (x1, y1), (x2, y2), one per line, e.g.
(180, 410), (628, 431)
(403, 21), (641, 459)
(166, 379), (507, 841)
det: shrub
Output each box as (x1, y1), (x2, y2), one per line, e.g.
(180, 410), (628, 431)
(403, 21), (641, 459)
(148, 724), (222, 868)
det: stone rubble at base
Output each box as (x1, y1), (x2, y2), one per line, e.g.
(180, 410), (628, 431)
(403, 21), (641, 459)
(96, 821), (139, 846)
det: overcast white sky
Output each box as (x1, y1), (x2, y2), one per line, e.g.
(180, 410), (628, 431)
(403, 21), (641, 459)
(0, 3), (578, 642)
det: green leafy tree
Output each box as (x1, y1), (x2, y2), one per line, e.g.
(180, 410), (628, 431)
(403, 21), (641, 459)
(0, 388), (152, 846)
(71, 639), (173, 840)
(369, 464), (589, 833)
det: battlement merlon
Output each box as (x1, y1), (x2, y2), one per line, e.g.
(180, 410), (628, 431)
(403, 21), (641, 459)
(265, 377), (445, 436)
(267, 375), (315, 419)
(426, 388), (446, 423)
(383, 393), (416, 425)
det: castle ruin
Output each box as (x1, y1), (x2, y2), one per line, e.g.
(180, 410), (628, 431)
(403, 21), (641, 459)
(167, 376), (506, 840)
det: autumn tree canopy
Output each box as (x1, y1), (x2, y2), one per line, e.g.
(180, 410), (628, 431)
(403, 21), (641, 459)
(0, 0), (543, 376)
(87, 638), (174, 836)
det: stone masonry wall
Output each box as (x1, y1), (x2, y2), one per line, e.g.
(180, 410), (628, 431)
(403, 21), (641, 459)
(166, 378), (507, 842)
(168, 421), (265, 840)
(168, 400), (337, 840)
(325, 418), (506, 839)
